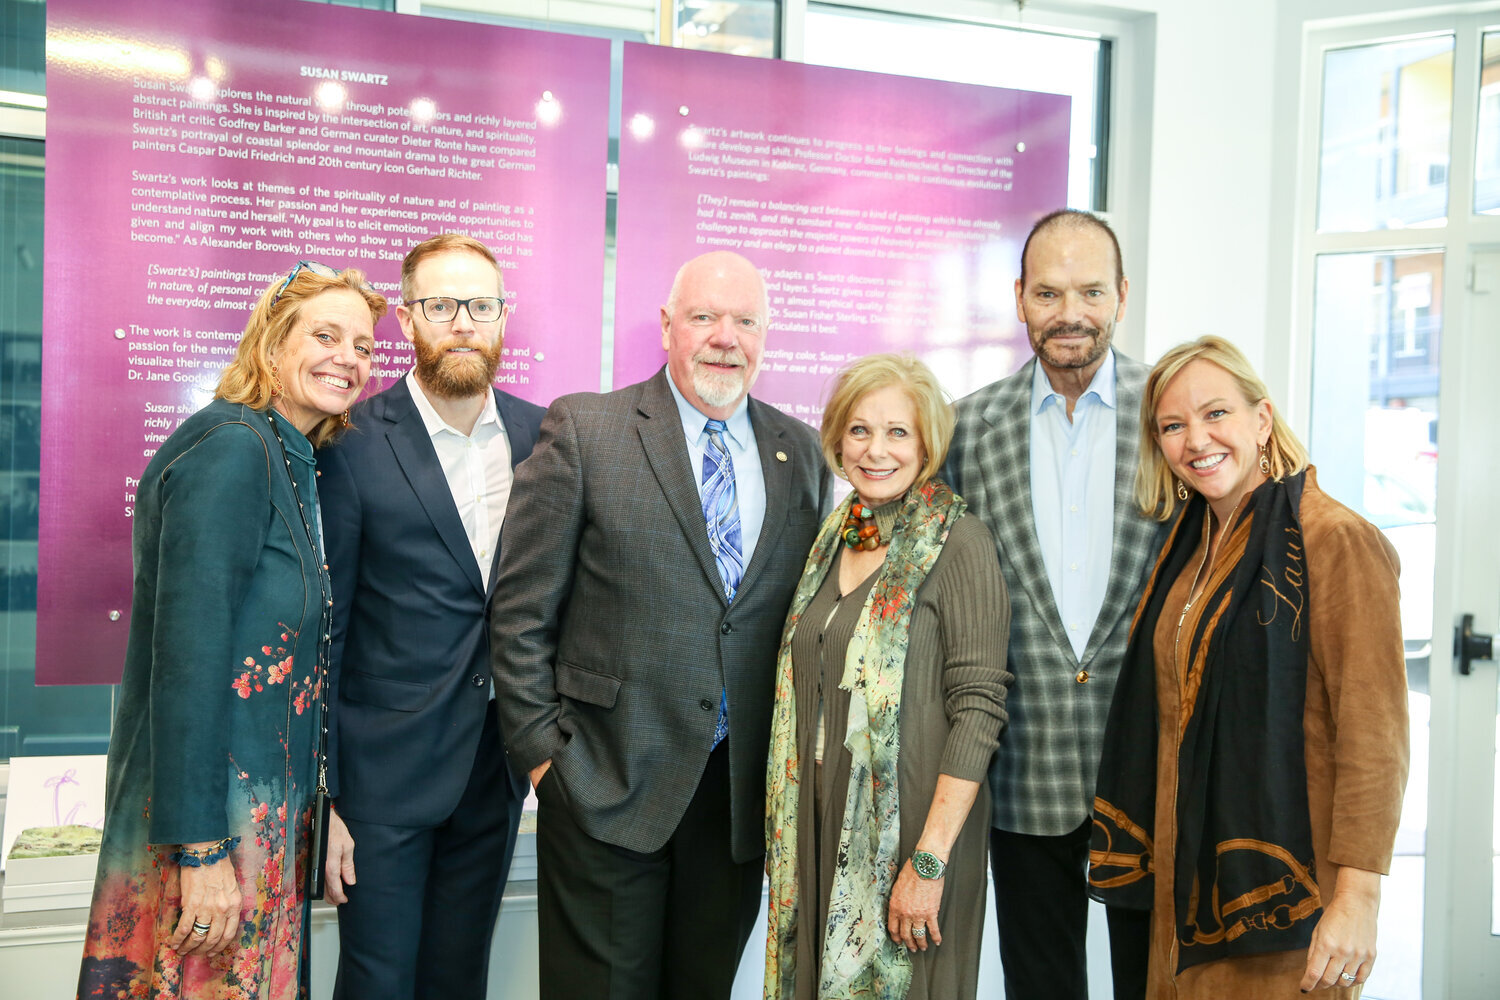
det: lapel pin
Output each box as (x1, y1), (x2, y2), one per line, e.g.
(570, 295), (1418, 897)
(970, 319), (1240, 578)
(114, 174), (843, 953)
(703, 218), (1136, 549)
(775, 451), (788, 463)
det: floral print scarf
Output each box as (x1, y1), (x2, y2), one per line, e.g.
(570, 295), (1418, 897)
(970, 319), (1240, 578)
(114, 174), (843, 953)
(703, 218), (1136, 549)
(765, 480), (964, 1000)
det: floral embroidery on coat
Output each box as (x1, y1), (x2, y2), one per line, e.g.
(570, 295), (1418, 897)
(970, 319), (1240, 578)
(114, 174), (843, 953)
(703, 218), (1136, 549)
(79, 623), (321, 1000)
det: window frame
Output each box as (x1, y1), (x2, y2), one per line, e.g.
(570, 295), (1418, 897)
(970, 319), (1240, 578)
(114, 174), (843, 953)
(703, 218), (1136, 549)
(783, 0), (1148, 356)
(1289, 11), (1500, 431)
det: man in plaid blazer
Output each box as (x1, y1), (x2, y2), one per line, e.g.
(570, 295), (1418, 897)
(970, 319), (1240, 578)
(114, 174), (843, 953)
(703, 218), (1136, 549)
(944, 210), (1162, 998)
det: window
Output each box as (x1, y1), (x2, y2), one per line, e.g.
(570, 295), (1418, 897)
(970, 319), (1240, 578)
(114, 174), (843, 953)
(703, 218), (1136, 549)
(1477, 31), (1500, 215)
(424, 0), (654, 37)
(802, 3), (1110, 211)
(0, 135), (115, 759)
(0, 0), (44, 101)
(675, 0), (778, 59)
(1318, 34), (1455, 233)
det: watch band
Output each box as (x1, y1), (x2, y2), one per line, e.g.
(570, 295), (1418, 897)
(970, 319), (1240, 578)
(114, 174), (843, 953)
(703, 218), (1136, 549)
(911, 849), (946, 879)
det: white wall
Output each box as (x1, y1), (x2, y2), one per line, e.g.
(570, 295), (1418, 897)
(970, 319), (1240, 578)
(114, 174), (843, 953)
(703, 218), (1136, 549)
(1135, 1), (1277, 372)
(1028, 0), (1278, 373)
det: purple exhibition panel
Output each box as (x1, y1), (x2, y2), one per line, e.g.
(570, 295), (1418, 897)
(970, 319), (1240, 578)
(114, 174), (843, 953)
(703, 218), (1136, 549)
(40, 0), (609, 684)
(615, 44), (1069, 423)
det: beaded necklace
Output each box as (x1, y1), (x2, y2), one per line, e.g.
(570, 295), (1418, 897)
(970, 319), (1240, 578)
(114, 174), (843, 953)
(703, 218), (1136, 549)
(840, 496), (904, 551)
(267, 412), (334, 799)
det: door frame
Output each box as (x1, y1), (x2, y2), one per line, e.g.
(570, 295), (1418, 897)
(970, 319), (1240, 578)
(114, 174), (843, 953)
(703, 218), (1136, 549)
(1293, 10), (1500, 996)
(1436, 244), (1500, 997)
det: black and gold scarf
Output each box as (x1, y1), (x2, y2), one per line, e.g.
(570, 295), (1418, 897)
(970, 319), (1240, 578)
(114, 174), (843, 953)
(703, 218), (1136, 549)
(1089, 471), (1319, 973)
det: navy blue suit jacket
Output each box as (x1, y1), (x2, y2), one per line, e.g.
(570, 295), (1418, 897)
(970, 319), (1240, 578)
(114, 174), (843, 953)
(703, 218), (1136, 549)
(320, 379), (544, 826)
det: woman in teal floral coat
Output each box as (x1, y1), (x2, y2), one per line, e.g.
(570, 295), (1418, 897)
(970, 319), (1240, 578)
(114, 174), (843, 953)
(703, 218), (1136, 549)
(77, 262), (385, 1000)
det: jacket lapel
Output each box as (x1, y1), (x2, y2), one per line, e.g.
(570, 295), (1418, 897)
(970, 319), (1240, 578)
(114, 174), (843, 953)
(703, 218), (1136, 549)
(495, 388), (539, 465)
(636, 371), (728, 606)
(735, 398), (790, 598)
(980, 359), (1073, 658)
(381, 381), (485, 596)
(486, 388), (539, 600)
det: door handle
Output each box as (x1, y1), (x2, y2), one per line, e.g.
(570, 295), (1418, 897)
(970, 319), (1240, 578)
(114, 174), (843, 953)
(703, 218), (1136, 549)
(1453, 613), (1494, 676)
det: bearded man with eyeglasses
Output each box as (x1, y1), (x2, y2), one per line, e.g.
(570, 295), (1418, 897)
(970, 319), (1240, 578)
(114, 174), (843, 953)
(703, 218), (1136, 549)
(316, 232), (545, 1000)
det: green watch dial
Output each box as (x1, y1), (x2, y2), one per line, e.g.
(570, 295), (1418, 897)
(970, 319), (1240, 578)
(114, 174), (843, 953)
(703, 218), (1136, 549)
(911, 850), (946, 879)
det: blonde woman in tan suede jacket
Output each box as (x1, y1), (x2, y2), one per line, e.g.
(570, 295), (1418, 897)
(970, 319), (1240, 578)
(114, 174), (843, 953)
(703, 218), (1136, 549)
(1089, 336), (1409, 999)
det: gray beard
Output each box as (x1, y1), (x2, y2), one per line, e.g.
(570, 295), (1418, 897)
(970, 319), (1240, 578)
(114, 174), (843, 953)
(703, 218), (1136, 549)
(693, 367), (745, 409)
(1035, 322), (1109, 370)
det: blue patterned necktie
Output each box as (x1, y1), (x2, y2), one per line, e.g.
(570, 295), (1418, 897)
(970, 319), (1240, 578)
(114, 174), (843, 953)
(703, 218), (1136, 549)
(702, 419), (741, 749)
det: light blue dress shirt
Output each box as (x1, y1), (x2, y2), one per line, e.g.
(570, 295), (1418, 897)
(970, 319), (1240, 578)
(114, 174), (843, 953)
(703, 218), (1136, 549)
(1029, 349), (1118, 660)
(666, 373), (766, 568)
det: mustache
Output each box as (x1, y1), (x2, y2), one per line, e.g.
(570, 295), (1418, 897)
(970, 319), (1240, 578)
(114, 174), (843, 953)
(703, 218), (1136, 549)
(1043, 322), (1099, 340)
(437, 338), (488, 353)
(695, 348), (746, 368)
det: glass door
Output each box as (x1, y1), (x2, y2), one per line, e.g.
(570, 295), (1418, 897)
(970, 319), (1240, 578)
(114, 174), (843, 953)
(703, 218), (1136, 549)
(1309, 249), (1439, 1000)
(1307, 251), (1500, 1000)
(1301, 11), (1500, 996)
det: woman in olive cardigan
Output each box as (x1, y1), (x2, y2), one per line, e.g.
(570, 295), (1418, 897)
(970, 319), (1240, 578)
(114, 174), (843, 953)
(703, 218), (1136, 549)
(765, 354), (1011, 1000)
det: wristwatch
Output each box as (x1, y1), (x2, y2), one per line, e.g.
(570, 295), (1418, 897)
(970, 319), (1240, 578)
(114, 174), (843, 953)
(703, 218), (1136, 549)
(911, 850), (947, 880)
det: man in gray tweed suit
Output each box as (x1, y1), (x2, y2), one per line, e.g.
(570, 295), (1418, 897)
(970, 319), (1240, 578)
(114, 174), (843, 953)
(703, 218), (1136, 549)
(944, 210), (1161, 998)
(490, 251), (831, 999)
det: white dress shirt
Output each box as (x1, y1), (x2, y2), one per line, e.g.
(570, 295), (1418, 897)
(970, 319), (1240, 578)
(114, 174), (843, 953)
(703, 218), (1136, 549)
(1029, 350), (1117, 660)
(405, 371), (512, 592)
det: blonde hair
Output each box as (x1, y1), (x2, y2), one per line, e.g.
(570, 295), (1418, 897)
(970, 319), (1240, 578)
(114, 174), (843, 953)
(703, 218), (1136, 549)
(216, 264), (388, 448)
(1137, 335), (1309, 521)
(820, 353), (954, 489)
(401, 233), (503, 303)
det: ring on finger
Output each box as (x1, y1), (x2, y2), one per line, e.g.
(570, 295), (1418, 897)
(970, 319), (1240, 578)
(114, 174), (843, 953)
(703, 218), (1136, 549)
(191, 920), (211, 935)
(1340, 972), (1357, 983)
(912, 925), (927, 938)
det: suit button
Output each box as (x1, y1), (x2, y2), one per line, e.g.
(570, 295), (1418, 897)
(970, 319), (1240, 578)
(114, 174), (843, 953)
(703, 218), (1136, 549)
(472, 674), (486, 687)
(700, 699), (714, 711)
(721, 622), (733, 635)
(1076, 670), (1089, 684)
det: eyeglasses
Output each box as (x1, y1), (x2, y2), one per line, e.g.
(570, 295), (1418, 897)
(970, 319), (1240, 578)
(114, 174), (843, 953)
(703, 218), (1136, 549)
(404, 296), (506, 324)
(269, 260), (373, 308)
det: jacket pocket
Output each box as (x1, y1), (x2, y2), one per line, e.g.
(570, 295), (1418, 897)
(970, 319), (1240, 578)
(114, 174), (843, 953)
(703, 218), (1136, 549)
(555, 660), (621, 709)
(787, 507), (818, 526)
(341, 670), (429, 711)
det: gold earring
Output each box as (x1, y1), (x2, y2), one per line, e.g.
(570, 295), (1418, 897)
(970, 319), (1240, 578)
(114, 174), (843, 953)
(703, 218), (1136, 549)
(1176, 479), (1189, 502)
(1259, 442), (1271, 476)
(269, 363), (284, 397)
(340, 410), (351, 429)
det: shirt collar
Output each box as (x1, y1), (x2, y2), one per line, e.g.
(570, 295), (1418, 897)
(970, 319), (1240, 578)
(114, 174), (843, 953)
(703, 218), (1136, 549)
(665, 370), (751, 449)
(1030, 348), (1118, 415)
(405, 370), (500, 438)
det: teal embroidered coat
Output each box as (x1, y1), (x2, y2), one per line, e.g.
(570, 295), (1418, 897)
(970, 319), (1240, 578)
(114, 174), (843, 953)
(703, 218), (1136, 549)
(78, 400), (327, 1000)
